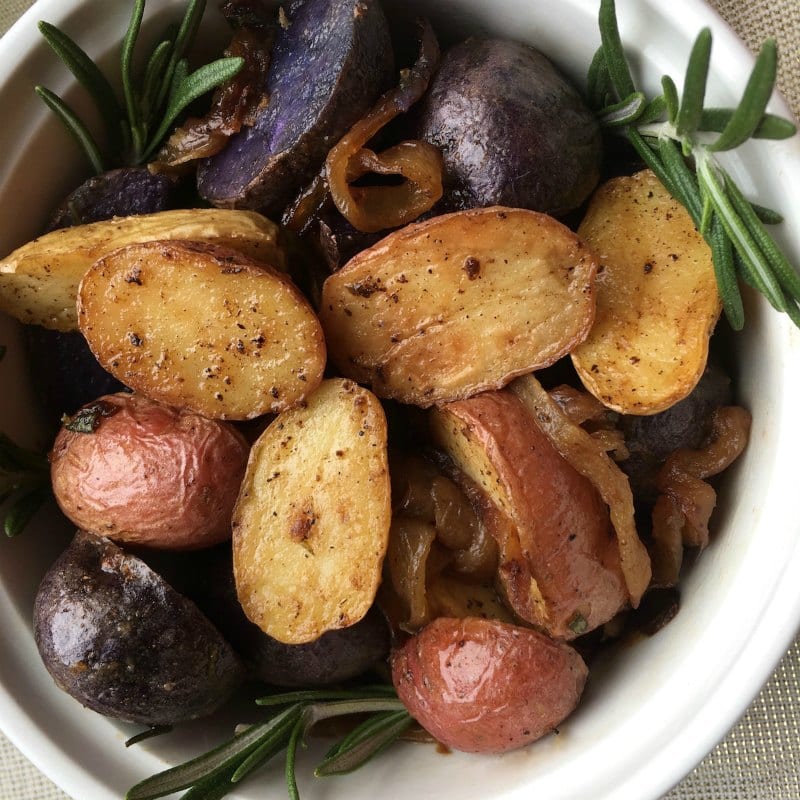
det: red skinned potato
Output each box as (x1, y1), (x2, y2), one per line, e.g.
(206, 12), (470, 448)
(392, 617), (588, 753)
(51, 393), (249, 550)
(431, 390), (627, 638)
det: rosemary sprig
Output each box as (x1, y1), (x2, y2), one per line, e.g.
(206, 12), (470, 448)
(125, 686), (413, 800)
(591, 0), (799, 331)
(0, 431), (50, 538)
(35, 0), (244, 170)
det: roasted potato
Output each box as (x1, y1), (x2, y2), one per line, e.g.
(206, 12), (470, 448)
(392, 617), (588, 753)
(78, 240), (325, 419)
(50, 393), (249, 550)
(198, 0), (394, 215)
(571, 170), (721, 414)
(46, 167), (178, 231)
(414, 38), (602, 215)
(233, 378), (391, 644)
(321, 207), (597, 407)
(0, 208), (287, 331)
(431, 390), (628, 639)
(33, 531), (243, 725)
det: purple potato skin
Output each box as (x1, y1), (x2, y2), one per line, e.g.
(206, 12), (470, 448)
(33, 531), (244, 726)
(164, 547), (391, 687)
(414, 38), (602, 216)
(46, 167), (177, 231)
(198, 0), (394, 215)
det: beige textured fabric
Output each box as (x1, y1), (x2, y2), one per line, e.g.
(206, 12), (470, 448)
(0, 1), (798, 799)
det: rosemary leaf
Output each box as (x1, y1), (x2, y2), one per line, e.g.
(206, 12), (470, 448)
(142, 40), (173, 120)
(33, 86), (106, 173)
(125, 726), (173, 748)
(708, 38), (778, 152)
(315, 712), (413, 777)
(142, 56), (243, 163)
(697, 156), (786, 311)
(300, 698), (407, 730)
(700, 107), (796, 139)
(639, 94), (668, 125)
(598, 92), (646, 127)
(154, 0), (207, 111)
(587, 47), (612, 109)
(256, 687), (396, 708)
(179, 764), (239, 800)
(4, 485), (49, 538)
(229, 707), (303, 784)
(709, 215), (745, 330)
(676, 28), (712, 139)
(661, 75), (680, 123)
(121, 0), (146, 161)
(750, 203), (783, 225)
(284, 717), (304, 800)
(656, 136), (703, 223)
(598, 0), (635, 99)
(627, 129), (684, 205)
(723, 170), (800, 301)
(125, 711), (296, 800)
(37, 21), (124, 154)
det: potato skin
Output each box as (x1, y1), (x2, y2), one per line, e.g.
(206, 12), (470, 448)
(51, 393), (249, 550)
(415, 38), (601, 215)
(392, 617), (588, 753)
(33, 531), (243, 725)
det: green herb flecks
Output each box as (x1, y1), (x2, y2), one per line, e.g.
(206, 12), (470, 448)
(0, 432), (50, 538)
(591, 0), (799, 331)
(35, 0), (244, 170)
(125, 686), (412, 800)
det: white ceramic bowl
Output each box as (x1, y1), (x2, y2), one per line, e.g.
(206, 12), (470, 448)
(1, 1), (799, 799)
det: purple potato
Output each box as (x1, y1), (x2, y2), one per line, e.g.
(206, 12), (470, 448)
(198, 0), (394, 215)
(414, 38), (602, 216)
(33, 531), (243, 725)
(46, 167), (178, 232)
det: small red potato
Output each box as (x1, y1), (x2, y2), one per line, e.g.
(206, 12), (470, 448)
(51, 392), (249, 550)
(392, 616), (588, 753)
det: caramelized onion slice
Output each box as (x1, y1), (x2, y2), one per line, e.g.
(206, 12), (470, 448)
(325, 20), (442, 233)
(511, 373), (652, 607)
(654, 406), (751, 550)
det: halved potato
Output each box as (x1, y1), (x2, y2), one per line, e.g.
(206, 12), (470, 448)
(321, 206), (597, 407)
(0, 209), (286, 331)
(571, 170), (721, 414)
(430, 390), (627, 639)
(78, 240), (324, 420)
(232, 378), (391, 644)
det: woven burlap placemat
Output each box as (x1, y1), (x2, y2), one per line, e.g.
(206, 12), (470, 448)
(0, 1), (798, 798)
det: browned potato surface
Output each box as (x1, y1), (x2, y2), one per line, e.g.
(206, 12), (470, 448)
(78, 240), (325, 420)
(0, 209), (286, 331)
(571, 170), (721, 414)
(392, 617), (588, 753)
(50, 393), (249, 550)
(320, 207), (597, 407)
(431, 391), (627, 639)
(233, 378), (391, 644)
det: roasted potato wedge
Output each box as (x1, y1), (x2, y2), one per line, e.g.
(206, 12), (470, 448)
(78, 240), (325, 420)
(232, 378), (391, 644)
(571, 170), (721, 414)
(0, 209), (286, 331)
(431, 390), (627, 639)
(321, 207), (597, 407)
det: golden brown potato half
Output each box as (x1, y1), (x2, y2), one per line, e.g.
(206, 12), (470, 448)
(0, 209), (286, 331)
(430, 391), (627, 639)
(571, 170), (721, 414)
(78, 240), (325, 420)
(232, 378), (391, 644)
(392, 617), (588, 753)
(320, 207), (597, 407)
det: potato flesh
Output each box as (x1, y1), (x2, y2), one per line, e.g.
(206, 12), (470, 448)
(571, 170), (721, 414)
(321, 206), (597, 406)
(233, 379), (391, 644)
(78, 240), (325, 420)
(431, 391), (627, 639)
(0, 209), (286, 331)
